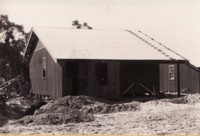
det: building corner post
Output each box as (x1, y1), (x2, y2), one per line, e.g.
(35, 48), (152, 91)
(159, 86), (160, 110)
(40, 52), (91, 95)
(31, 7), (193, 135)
(177, 62), (180, 97)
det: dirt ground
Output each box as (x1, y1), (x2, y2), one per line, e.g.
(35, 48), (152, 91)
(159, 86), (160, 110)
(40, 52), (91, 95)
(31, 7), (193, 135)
(1, 94), (200, 134)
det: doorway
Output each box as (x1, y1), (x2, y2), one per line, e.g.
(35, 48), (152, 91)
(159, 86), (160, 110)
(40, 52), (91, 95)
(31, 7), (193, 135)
(120, 61), (159, 98)
(65, 61), (79, 95)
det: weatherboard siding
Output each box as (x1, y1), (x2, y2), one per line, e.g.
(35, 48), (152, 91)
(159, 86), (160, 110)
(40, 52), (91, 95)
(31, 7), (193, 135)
(34, 40), (44, 51)
(29, 42), (62, 99)
(159, 63), (200, 94)
(159, 63), (178, 92)
(58, 60), (89, 96)
(180, 64), (200, 93)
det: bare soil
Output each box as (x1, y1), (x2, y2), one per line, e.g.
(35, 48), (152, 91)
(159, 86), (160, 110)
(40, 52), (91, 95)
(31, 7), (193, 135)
(1, 94), (200, 134)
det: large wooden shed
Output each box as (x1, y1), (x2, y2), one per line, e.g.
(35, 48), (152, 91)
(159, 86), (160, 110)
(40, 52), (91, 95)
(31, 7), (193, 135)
(24, 27), (200, 99)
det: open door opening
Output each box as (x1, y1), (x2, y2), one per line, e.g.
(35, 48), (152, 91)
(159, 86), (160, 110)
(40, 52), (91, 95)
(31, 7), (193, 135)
(65, 61), (79, 95)
(120, 61), (159, 98)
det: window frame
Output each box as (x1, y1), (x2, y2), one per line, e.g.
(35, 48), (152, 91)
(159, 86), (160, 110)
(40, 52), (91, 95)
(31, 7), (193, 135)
(168, 64), (175, 80)
(42, 57), (47, 79)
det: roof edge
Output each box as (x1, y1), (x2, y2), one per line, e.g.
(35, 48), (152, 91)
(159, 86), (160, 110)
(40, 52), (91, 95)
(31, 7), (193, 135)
(33, 28), (58, 63)
(23, 27), (58, 63)
(23, 27), (33, 59)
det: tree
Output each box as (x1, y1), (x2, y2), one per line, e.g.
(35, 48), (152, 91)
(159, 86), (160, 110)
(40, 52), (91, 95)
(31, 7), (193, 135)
(83, 22), (92, 29)
(0, 15), (27, 81)
(0, 15), (30, 97)
(72, 20), (79, 28)
(72, 20), (93, 29)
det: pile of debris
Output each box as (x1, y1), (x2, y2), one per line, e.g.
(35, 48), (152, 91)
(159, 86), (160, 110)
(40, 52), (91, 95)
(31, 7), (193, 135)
(35, 95), (140, 115)
(12, 95), (140, 125)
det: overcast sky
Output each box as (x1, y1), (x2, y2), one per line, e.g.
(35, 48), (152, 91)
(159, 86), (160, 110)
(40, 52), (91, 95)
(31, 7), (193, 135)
(0, 0), (200, 66)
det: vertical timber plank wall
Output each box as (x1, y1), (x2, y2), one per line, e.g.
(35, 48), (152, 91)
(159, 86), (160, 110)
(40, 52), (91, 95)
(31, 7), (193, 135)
(180, 64), (200, 93)
(78, 61), (89, 95)
(88, 60), (120, 100)
(59, 60), (89, 96)
(57, 60), (71, 96)
(109, 61), (120, 99)
(87, 61), (95, 97)
(159, 64), (178, 92)
(29, 41), (62, 99)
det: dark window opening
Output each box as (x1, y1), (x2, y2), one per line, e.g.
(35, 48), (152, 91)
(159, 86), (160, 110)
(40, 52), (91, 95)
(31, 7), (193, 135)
(95, 62), (108, 85)
(42, 68), (46, 78)
(65, 62), (78, 76)
(42, 57), (46, 79)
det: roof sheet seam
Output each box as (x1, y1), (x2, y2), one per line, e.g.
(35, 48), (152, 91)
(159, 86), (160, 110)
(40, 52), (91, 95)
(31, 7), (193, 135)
(126, 30), (174, 60)
(138, 31), (188, 61)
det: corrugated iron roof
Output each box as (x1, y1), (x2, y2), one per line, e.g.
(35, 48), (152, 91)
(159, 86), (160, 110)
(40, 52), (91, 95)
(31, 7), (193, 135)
(136, 30), (187, 60)
(27, 27), (186, 61)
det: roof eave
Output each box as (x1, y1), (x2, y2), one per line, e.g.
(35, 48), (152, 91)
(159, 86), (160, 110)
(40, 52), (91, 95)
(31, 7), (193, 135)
(23, 27), (34, 59)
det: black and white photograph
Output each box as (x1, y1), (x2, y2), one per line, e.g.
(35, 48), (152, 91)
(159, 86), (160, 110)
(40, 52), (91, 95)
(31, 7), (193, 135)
(0, 0), (200, 134)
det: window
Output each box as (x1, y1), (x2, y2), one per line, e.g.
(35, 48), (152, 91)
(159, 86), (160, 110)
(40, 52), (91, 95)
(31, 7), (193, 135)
(169, 65), (175, 80)
(95, 62), (108, 85)
(42, 57), (46, 79)
(169, 73), (175, 80)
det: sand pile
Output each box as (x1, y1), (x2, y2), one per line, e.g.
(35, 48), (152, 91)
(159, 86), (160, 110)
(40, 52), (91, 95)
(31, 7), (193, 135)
(183, 94), (200, 104)
(12, 95), (140, 125)
(160, 93), (200, 104)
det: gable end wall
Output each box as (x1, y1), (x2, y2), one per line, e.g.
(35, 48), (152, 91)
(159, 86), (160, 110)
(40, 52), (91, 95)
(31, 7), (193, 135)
(29, 40), (62, 99)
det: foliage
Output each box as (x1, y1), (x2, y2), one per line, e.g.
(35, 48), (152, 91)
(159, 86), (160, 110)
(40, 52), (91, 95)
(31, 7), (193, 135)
(72, 20), (93, 29)
(0, 15), (27, 80)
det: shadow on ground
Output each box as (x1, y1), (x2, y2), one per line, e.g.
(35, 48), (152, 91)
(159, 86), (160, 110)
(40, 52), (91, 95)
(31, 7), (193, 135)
(0, 99), (25, 127)
(0, 103), (10, 127)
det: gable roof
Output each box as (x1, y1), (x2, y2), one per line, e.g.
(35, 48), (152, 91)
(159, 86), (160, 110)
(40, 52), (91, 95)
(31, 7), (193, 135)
(25, 27), (187, 62)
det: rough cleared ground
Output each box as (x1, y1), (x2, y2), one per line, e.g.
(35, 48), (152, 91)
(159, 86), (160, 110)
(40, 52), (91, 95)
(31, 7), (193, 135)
(1, 94), (200, 134)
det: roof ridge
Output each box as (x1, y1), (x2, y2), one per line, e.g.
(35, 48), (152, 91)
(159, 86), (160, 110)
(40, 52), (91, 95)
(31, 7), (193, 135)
(125, 30), (175, 60)
(32, 26), (125, 32)
(138, 30), (188, 61)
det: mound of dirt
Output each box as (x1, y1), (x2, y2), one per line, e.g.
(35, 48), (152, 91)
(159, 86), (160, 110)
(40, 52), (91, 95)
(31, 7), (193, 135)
(35, 95), (140, 115)
(6, 97), (46, 115)
(13, 95), (140, 125)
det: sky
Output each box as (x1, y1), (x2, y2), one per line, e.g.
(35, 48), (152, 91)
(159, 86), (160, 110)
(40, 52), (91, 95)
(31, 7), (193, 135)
(0, 0), (200, 66)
